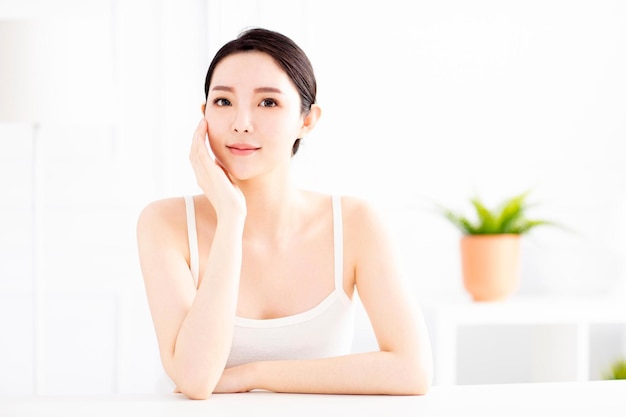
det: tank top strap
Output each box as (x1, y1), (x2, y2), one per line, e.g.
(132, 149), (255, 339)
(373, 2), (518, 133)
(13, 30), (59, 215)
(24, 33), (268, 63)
(331, 195), (344, 292)
(184, 195), (200, 287)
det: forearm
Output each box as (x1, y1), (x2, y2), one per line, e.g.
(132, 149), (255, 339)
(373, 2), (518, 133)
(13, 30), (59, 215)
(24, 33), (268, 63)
(170, 217), (245, 399)
(244, 351), (431, 396)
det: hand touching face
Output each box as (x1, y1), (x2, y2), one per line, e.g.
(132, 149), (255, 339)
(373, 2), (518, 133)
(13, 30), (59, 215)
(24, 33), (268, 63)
(189, 118), (246, 220)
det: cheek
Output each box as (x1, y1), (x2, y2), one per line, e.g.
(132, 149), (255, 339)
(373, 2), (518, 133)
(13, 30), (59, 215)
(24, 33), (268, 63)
(263, 112), (303, 139)
(204, 116), (227, 159)
(205, 112), (227, 141)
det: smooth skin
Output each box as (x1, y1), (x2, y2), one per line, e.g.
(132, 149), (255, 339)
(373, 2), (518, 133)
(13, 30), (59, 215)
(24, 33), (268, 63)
(137, 51), (433, 399)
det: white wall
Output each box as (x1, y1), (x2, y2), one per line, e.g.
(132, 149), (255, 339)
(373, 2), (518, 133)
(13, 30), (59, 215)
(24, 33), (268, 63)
(1, 0), (625, 394)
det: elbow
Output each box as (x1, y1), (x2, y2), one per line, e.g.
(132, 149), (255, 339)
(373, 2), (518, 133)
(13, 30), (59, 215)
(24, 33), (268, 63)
(169, 367), (218, 400)
(163, 351), (229, 400)
(397, 372), (432, 396)
(164, 357), (221, 400)
(408, 343), (434, 395)
(184, 390), (212, 401)
(395, 355), (433, 396)
(177, 381), (215, 400)
(410, 374), (432, 396)
(413, 361), (434, 395)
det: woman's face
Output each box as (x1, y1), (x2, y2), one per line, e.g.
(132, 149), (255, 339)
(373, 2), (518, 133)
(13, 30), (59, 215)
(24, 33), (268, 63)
(204, 51), (309, 182)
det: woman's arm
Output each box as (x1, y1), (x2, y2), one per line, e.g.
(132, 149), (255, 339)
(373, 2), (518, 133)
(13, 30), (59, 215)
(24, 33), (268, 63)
(217, 197), (433, 395)
(137, 200), (244, 400)
(137, 119), (247, 400)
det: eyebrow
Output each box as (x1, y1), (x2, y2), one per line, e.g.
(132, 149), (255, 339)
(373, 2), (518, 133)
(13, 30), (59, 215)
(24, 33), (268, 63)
(254, 87), (283, 94)
(211, 85), (284, 94)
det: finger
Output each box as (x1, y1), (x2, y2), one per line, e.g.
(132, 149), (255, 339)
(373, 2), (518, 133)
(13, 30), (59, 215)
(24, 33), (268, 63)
(190, 119), (209, 163)
(191, 119), (207, 150)
(214, 158), (234, 183)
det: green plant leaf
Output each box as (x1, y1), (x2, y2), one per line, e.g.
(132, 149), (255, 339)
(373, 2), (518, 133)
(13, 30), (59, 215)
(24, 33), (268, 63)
(515, 219), (552, 234)
(441, 208), (477, 234)
(438, 191), (556, 236)
(470, 198), (497, 234)
(497, 192), (528, 233)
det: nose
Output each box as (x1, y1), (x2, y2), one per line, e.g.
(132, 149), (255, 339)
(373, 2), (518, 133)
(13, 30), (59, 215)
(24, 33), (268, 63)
(232, 107), (253, 133)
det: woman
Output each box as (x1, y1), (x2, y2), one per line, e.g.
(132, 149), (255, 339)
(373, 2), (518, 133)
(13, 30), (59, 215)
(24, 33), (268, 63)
(137, 28), (433, 399)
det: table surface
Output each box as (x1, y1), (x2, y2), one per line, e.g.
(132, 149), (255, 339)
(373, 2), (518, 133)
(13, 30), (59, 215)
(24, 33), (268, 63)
(1, 380), (624, 417)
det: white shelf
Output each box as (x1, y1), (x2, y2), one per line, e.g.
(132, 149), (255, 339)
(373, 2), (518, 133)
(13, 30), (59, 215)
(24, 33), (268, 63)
(423, 294), (626, 386)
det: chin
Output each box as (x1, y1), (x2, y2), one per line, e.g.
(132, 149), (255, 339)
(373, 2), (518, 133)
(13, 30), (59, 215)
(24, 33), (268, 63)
(222, 164), (257, 183)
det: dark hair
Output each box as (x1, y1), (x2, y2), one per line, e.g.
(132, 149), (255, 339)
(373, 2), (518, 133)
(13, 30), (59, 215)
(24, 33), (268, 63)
(204, 28), (317, 156)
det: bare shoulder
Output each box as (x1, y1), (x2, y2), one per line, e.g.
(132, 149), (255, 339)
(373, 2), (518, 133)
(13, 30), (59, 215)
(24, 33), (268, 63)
(293, 191), (388, 240)
(339, 195), (387, 236)
(340, 194), (398, 262)
(299, 191), (379, 220)
(135, 196), (202, 258)
(136, 196), (196, 287)
(137, 196), (187, 234)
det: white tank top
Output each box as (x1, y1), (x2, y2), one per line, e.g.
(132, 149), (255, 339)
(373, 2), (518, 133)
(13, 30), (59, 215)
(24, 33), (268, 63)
(184, 195), (355, 368)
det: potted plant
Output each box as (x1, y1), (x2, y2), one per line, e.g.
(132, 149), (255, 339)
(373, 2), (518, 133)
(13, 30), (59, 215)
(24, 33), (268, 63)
(440, 191), (553, 301)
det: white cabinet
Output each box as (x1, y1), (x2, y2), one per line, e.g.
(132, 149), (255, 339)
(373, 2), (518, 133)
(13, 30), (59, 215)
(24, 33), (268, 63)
(424, 295), (626, 386)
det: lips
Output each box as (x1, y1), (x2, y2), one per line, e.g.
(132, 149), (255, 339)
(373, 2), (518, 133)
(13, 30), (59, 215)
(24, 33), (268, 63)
(227, 143), (261, 156)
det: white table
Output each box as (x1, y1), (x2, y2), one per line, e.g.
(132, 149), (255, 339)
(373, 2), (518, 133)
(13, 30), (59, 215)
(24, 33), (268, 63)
(1, 380), (624, 417)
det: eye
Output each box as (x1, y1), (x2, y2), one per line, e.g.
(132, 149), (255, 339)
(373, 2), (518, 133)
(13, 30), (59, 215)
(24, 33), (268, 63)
(259, 98), (277, 107)
(213, 98), (231, 106)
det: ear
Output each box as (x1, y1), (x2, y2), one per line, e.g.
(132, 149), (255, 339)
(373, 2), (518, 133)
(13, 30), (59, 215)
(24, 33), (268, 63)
(298, 104), (321, 137)
(201, 103), (206, 114)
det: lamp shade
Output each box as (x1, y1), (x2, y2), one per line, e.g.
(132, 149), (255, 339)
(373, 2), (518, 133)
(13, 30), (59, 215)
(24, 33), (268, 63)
(0, 19), (114, 125)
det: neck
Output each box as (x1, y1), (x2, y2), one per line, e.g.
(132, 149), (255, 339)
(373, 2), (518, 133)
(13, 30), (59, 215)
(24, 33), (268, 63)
(236, 169), (302, 241)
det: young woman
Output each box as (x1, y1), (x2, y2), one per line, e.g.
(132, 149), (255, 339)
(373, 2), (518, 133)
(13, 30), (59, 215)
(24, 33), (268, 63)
(137, 28), (433, 399)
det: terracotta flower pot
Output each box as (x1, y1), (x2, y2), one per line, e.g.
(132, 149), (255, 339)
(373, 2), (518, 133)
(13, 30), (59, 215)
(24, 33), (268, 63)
(460, 234), (521, 302)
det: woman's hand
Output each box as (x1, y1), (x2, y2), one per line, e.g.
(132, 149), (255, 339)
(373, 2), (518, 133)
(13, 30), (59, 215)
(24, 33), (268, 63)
(189, 118), (247, 221)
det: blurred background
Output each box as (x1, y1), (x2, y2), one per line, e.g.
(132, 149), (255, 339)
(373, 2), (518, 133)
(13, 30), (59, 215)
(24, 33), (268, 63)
(0, 0), (624, 395)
